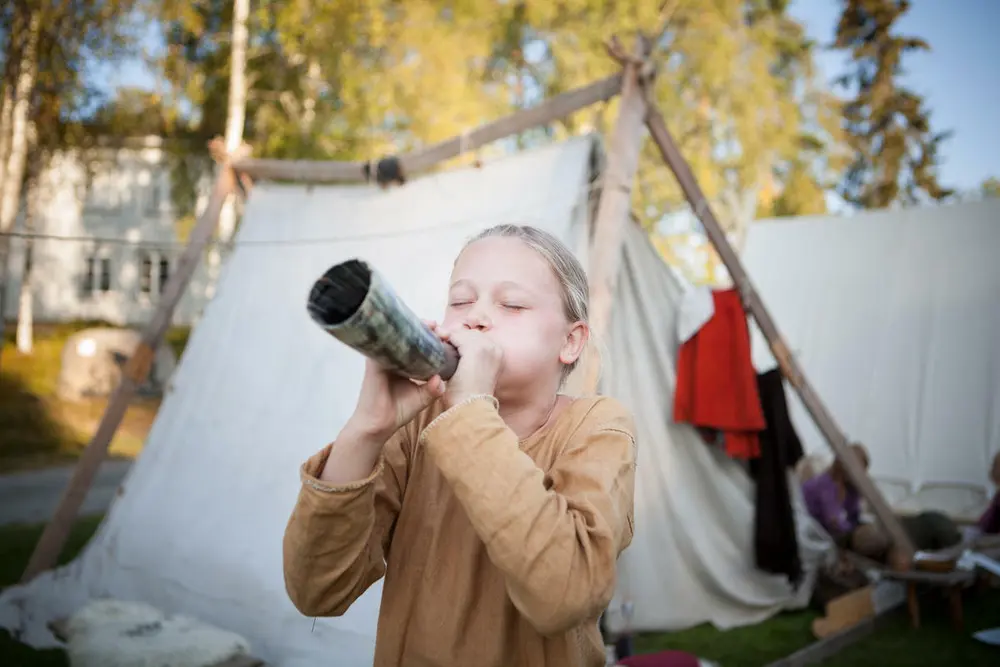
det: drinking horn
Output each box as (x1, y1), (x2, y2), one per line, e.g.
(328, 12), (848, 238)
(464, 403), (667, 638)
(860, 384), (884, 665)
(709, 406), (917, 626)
(307, 259), (459, 381)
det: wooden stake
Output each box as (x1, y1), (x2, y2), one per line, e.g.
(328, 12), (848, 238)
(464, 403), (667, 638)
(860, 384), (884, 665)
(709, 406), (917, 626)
(644, 106), (916, 560)
(232, 74), (624, 184)
(20, 166), (237, 583)
(583, 37), (651, 393)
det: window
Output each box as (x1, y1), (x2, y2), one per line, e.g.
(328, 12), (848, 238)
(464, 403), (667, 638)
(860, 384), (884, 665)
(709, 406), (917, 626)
(158, 257), (170, 294)
(140, 253), (153, 294)
(81, 254), (112, 296)
(99, 258), (111, 292)
(83, 257), (95, 293)
(137, 251), (172, 299)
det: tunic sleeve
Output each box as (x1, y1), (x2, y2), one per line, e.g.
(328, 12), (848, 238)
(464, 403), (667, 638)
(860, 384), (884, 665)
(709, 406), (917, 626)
(282, 428), (409, 617)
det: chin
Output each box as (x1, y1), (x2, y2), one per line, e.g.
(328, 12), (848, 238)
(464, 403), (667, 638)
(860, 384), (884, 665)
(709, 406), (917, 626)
(494, 373), (557, 402)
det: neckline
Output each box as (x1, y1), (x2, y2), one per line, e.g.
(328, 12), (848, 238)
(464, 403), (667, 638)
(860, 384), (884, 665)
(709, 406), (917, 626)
(517, 394), (579, 445)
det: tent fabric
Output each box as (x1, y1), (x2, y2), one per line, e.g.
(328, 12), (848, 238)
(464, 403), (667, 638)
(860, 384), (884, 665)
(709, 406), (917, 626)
(742, 200), (1000, 522)
(601, 222), (831, 635)
(0, 135), (831, 665)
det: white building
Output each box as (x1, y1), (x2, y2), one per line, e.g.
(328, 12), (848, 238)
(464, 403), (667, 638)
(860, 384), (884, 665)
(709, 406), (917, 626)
(1, 136), (218, 327)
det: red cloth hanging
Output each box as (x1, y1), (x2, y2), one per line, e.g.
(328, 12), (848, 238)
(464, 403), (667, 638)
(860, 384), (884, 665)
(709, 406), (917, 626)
(674, 288), (765, 459)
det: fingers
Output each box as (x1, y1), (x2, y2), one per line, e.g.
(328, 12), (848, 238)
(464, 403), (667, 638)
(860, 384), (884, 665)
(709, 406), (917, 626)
(399, 374), (445, 419)
(425, 375), (445, 396)
(441, 326), (475, 349)
(423, 319), (451, 343)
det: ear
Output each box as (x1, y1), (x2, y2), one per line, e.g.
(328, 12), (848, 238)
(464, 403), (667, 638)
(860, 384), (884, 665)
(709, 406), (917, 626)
(559, 321), (589, 366)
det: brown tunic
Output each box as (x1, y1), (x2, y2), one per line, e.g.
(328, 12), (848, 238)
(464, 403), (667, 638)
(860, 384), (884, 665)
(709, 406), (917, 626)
(282, 394), (637, 667)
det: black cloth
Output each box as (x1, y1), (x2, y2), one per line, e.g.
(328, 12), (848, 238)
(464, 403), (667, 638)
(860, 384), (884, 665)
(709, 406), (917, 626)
(749, 368), (805, 587)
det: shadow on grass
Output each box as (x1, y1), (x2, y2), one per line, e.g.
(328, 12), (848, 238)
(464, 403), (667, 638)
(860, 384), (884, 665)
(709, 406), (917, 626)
(0, 373), (81, 472)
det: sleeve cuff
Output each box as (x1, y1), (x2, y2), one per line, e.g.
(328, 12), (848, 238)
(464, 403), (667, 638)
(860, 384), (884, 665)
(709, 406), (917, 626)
(299, 443), (385, 494)
(419, 394), (500, 445)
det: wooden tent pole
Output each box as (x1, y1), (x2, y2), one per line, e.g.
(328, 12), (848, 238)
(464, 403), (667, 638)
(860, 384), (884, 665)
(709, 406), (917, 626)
(643, 106), (916, 561)
(20, 152), (238, 583)
(232, 74), (624, 184)
(583, 35), (652, 393)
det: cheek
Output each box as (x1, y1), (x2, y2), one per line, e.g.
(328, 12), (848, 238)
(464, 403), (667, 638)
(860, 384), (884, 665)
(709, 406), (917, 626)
(494, 317), (564, 361)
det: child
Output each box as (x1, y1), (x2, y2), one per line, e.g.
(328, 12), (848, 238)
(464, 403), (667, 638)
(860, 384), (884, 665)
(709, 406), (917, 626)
(283, 224), (638, 666)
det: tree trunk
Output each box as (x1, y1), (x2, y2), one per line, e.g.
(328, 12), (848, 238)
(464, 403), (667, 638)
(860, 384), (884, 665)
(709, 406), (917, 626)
(207, 0), (250, 297)
(0, 8), (40, 233)
(16, 121), (40, 355)
(0, 7), (41, 371)
(15, 240), (33, 354)
(0, 82), (14, 189)
(0, 2), (27, 193)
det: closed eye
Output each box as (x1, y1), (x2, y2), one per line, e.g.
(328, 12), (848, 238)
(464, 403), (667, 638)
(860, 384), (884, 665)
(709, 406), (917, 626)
(502, 304), (526, 311)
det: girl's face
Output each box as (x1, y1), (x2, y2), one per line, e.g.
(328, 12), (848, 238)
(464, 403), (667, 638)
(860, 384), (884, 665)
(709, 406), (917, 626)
(444, 236), (587, 399)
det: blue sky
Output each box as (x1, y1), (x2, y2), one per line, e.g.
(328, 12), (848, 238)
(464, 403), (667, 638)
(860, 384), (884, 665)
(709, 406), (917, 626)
(788, 0), (1000, 193)
(99, 1), (999, 193)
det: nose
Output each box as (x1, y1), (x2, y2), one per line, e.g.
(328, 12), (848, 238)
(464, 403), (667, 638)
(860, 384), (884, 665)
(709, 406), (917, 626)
(462, 304), (492, 331)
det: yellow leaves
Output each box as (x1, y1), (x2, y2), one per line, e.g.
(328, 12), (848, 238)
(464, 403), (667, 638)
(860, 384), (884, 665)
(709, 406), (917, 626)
(144, 0), (839, 226)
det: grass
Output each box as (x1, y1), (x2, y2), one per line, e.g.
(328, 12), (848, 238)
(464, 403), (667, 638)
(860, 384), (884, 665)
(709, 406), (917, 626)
(0, 321), (190, 474)
(0, 517), (103, 666)
(1, 515), (998, 666)
(2, 324), (999, 665)
(634, 587), (1000, 666)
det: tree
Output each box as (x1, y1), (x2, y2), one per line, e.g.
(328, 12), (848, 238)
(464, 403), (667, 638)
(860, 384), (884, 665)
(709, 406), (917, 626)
(0, 2), (42, 367)
(141, 0), (841, 267)
(832, 0), (953, 209)
(0, 0), (140, 362)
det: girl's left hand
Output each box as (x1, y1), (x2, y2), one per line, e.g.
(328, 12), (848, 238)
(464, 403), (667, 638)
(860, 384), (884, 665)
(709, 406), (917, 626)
(434, 325), (503, 408)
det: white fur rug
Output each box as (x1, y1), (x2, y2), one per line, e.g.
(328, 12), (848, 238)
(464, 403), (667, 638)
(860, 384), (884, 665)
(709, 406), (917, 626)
(52, 599), (251, 667)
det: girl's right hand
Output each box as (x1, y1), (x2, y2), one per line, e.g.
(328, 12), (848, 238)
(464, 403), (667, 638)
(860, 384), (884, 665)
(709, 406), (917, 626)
(344, 320), (446, 442)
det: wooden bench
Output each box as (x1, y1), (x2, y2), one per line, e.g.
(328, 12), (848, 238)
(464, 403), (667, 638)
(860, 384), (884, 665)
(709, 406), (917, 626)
(879, 566), (976, 631)
(842, 549), (982, 631)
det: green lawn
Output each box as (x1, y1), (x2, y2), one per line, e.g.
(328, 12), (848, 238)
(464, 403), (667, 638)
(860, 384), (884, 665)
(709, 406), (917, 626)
(0, 517), (103, 666)
(1, 516), (998, 666)
(635, 588), (1000, 666)
(1, 326), (998, 665)
(0, 322), (190, 474)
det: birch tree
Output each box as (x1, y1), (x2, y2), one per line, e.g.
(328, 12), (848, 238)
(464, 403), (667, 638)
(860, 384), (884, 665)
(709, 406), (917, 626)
(205, 0), (250, 295)
(0, 0), (139, 362)
(0, 4), (41, 367)
(15, 119), (39, 354)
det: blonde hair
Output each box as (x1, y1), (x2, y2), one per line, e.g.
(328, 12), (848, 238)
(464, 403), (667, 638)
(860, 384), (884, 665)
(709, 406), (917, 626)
(461, 224), (590, 376)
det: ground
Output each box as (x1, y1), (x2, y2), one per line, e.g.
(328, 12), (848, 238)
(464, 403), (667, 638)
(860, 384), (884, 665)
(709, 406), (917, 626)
(0, 322), (190, 474)
(0, 516), (998, 665)
(2, 324), (999, 664)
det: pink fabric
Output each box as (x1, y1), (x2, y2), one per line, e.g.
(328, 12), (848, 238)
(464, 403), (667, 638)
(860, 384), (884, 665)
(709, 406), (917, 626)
(618, 650), (701, 667)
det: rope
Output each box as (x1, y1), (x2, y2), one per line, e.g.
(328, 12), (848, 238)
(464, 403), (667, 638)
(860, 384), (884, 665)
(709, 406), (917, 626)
(0, 169), (607, 250)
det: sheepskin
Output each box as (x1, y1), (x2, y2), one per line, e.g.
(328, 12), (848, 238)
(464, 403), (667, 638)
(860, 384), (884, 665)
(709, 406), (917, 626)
(52, 598), (251, 667)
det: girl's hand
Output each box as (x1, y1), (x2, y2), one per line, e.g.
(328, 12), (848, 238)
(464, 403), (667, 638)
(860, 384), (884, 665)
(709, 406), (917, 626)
(344, 320), (446, 441)
(435, 326), (503, 409)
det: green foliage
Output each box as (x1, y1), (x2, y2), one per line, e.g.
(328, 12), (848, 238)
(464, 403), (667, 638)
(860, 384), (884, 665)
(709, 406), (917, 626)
(832, 0), (954, 209)
(7, 1), (144, 152)
(141, 0), (846, 233)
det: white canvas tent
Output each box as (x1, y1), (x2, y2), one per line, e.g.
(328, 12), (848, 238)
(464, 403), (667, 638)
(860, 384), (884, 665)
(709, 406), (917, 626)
(0, 135), (833, 665)
(743, 200), (1000, 522)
